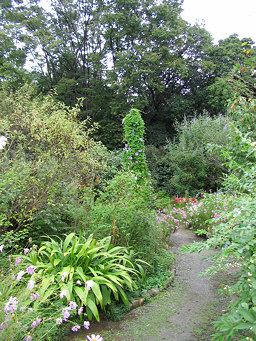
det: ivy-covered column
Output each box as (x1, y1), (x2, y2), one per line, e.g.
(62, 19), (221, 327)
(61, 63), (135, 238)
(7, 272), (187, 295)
(122, 109), (150, 181)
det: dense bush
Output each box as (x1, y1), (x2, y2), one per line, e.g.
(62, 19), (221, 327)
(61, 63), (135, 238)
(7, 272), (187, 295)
(86, 171), (171, 271)
(147, 114), (231, 196)
(0, 84), (107, 244)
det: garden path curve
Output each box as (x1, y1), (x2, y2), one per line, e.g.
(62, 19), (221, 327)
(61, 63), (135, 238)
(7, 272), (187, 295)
(68, 227), (231, 341)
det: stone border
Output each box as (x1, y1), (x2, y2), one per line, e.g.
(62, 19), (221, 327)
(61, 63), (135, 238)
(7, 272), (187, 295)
(129, 268), (176, 310)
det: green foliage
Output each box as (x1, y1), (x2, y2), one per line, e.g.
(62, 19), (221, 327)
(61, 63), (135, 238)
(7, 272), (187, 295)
(221, 96), (256, 193)
(0, 253), (68, 340)
(154, 190), (172, 211)
(25, 233), (139, 322)
(184, 96), (256, 340)
(0, 84), (107, 242)
(122, 108), (150, 180)
(150, 114), (230, 196)
(86, 171), (163, 265)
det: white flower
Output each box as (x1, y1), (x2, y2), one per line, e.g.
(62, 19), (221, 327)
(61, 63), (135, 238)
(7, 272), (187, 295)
(56, 317), (63, 325)
(4, 296), (18, 314)
(84, 320), (90, 329)
(60, 289), (68, 299)
(61, 272), (68, 282)
(27, 280), (35, 290)
(0, 136), (7, 150)
(85, 279), (94, 291)
(0, 245), (4, 252)
(17, 270), (25, 281)
(87, 334), (103, 341)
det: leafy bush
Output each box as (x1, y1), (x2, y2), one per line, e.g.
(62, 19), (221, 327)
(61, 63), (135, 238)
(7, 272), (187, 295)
(0, 233), (142, 340)
(147, 114), (230, 196)
(167, 114), (230, 196)
(26, 233), (140, 321)
(86, 171), (167, 268)
(0, 84), (107, 243)
(154, 190), (172, 211)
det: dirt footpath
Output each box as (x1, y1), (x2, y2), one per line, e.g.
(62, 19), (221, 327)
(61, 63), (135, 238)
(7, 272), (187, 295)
(71, 228), (233, 341)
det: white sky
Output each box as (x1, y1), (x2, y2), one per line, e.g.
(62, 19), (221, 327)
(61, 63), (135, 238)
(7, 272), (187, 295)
(181, 0), (256, 44)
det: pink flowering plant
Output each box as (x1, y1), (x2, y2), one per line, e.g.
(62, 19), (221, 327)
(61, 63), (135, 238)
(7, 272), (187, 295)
(156, 192), (233, 238)
(0, 253), (68, 341)
(184, 95), (256, 340)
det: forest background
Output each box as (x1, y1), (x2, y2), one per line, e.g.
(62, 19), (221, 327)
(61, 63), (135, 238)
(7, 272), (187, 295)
(2, 0), (256, 148)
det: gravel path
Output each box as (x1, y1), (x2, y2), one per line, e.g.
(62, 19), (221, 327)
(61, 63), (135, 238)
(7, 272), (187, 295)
(69, 228), (232, 341)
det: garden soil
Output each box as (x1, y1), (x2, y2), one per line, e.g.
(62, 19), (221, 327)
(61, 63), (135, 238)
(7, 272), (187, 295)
(69, 228), (236, 341)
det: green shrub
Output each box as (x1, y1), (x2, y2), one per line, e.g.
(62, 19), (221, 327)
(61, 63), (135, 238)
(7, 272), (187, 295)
(86, 171), (164, 265)
(0, 233), (142, 340)
(25, 233), (140, 322)
(148, 114), (230, 196)
(0, 84), (107, 243)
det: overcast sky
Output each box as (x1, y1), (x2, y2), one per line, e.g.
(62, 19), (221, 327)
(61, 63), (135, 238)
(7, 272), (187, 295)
(181, 0), (256, 44)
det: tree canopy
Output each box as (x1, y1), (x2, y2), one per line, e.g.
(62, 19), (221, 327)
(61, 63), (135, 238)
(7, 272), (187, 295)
(1, 0), (255, 148)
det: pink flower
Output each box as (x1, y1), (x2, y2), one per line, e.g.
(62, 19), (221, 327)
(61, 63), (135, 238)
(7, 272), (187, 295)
(69, 301), (78, 310)
(15, 258), (21, 267)
(71, 325), (81, 332)
(31, 318), (42, 328)
(61, 272), (68, 282)
(78, 307), (83, 315)
(25, 335), (32, 341)
(30, 293), (40, 301)
(4, 296), (18, 314)
(62, 308), (70, 321)
(26, 265), (37, 274)
(76, 280), (82, 285)
(24, 248), (30, 255)
(27, 280), (35, 290)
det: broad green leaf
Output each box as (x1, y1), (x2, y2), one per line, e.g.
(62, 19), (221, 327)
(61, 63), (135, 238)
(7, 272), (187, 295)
(87, 297), (100, 321)
(91, 282), (103, 306)
(63, 233), (75, 252)
(117, 286), (129, 307)
(239, 308), (255, 322)
(75, 267), (87, 282)
(74, 286), (88, 305)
